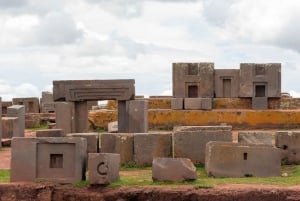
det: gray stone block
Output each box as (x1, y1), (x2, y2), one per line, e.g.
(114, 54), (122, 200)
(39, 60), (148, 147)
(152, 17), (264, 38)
(127, 100), (148, 133)
(88, 153), (120, 185)
(7, 105), (25, 137)
(67, 133), (99, 153)
(275, 131), (300, 164)
(174, 126), (232, 164)
(100, 133), (134, 165)
(11, 137), (87, 183)
(205, 141), (281, 177)
(171, 98), (183, 110)
(238, 131), (273, 145)
(214, 69), (240, 98)
(134, 133), (172, 166)
(55, 102), (75, 134)
(1, 117), (18, 138)
(200, 98), (212, 110)
(252, 97), (268, 110)
(12, 97), (40, 113)
(36, 129), (64, 137)
(184, 98), (201, 109)
(152, 158), (198, 182)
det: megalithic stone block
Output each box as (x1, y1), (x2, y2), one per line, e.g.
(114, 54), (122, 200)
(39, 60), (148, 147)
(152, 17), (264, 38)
(238, 131), (273, 145)
(11, 137), (87, 183)
(67, 133), (99, 153)
(36, 129), (64, 137)
(152, 158), (198, 182)
(205, 141), (281, 177)
(88, 153), (120, 185)
(55, 102), (75, 134)
(275, 131), (300, 164)
(7, 105), (25, 137)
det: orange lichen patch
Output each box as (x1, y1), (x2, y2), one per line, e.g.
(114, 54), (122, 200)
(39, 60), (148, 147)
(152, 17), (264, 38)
(89, 109), (300, 130)
(147, 98), (171, 109)
(107, 100), (117, 110)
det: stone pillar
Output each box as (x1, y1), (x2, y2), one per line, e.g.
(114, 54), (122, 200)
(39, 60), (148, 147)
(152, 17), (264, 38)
(117, 100), (127, 133)
(127, 100), (148, 133)
(7, 105), (25, 137)
(55, 102), (75, 134)
(74, 101), (89, 133)
(0, 97), (2, 148)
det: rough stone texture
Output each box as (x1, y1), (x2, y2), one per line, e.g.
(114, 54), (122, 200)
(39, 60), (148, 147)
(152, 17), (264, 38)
(36, 129), (64, 137)
(25, 113), (40, 128)
(200, 98), (212, 110)
(275, 131), (300, 164)
(7, 105), (25, 137)
(100, 133), (134, 165)
(252, 97), (268, 110)
(134, 133), (172, 166)
(67, 133), (99, 153)
(173, 126), (232, 164)
(40, 91), (55, 113)
(11, 137), (87, 183)
(2, 117), (19, 138)
(108, 121), (118, 133)
(1, 101), (12, 117)
(55, 102), (75, 134)
(214, 69), (240, 98)
(238, 131), (273, 145)
(171, 98), (183, 110)
(12, 97), (40, 113)
(88, 153), (120, 185)
(239, 63), (281, 98)
(205, 141), (281, 177)
(53, 80), (135, 101)
(75, 101), (89, 133)
(128, 100), (148, 133)
(152, 157), (198, 182)
(173, 63), (214, 98)
(184, 98), (201, 110)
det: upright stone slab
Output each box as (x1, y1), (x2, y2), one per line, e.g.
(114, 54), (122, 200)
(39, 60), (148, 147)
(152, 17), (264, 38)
(100, 133), (134, 165)
(214, 69), (240, 98)
(275, 131), (300, 164)
(173, 126), (232, 164)
(152, 158), (198, 182)
(36, 129), (64, 137)
(2, 117), (21, 138)
(238, 131), (273, 145)
(205, 141), (281, 177)
(134, 133), (172, 166)
(40, 91), (55, 113)
(127, 100), (148, 133)
(252, 97), (268, 110)
(55, 102), (75, 134)
(67, 133), (99, 153)
(12, 97), (40, 113)
(11, 137), (87, 183)
(7, 105), (25, 137)
(171, 98), (183, 110)
(88, 153), (120, 185)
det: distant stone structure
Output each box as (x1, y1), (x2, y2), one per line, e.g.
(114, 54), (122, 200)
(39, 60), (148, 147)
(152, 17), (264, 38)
(7, 105), (25, 137)
(172, 62), (281, 110)
(12, 97), (40, 113)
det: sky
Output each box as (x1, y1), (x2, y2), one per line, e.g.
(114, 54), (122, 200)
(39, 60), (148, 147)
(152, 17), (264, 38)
(1, 0), (300, 101)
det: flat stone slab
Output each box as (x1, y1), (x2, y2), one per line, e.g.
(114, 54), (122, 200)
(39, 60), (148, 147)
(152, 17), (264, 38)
(67, 133), (99, 153)
(11, 137), (87, 183)
(152, 158), (198, 182)
(275, 131), (300, 164)
(238, 131), (273, 145)
(88, 153), (120, 185)
(174, 126), (232, 164)
(36, 129), (64, 137)
(205, 141), (281, 177)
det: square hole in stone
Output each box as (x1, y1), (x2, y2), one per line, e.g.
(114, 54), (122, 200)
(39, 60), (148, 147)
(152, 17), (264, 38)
(50, 154), (63, 168)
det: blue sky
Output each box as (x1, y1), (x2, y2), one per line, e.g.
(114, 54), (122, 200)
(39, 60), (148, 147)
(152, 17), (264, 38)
(1, 0), (300, 100)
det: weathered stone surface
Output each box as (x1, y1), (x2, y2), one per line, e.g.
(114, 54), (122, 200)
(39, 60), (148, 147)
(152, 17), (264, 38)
(152, 158), (198, 182)
(205, 141), (281, 177)
(173, 63), (214, 98)
(2, 117), (20, 138)
(238, 131), (273, 145)
(252, 97), (268, 110)
(239, 63), (281, 98)
(134, 133), (172, 166)
(7, 105), (25, 137)
(1, 101), (12, 117)
(88, 153), (120, 185)
(171, 98), (183, 110)
(25, 113), (40, 128)
(275, 131), (300, 164)
(12, 97), (40, 113)
(40, 91), (55, 113)
(55, 102), (75, 134)
(53, 80), (135, 101)
(214, 69), (240, 98)
(184, 98), (201, 110)
(200, 98), (212, 110)
(67, 133), (99, 153)
(36, 129), (64, 137)
(100, 133), (134, 165)
(11, 137), (87, 183)
(108, 121), (118, 133)
(174, 126), (232, 164)
(127, 100), (148, 133)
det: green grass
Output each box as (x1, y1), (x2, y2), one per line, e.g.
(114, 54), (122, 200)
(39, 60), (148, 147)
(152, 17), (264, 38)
(29, 121), (49, 131)
(0, 170), (10, 182)
(110, 165), (300, 188)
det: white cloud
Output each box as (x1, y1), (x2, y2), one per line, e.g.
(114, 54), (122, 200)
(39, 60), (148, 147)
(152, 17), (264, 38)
(289, 90), (300, 98)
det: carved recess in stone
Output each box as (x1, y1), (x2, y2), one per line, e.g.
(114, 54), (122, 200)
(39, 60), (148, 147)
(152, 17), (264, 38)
(53, 80), (135, 101)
